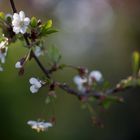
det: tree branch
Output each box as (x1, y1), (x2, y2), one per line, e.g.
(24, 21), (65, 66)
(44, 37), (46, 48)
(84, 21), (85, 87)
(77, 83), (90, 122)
(10, 0), (50, 79)
(9, 0), (138, 101)
(10, 0), (17, 13)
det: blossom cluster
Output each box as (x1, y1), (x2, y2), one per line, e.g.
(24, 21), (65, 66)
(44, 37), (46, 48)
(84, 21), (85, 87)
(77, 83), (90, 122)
(27, 120), (53, 132)
(74, 70), (103, 93)
(29, 77), (43, 93)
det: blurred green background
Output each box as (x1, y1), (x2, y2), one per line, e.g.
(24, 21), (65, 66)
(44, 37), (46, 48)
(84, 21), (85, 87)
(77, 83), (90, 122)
(0, 0), (140, 140)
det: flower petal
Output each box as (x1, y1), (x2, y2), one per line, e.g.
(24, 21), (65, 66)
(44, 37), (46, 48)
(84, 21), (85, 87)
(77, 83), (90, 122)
(29, 77), (39, 85)
(30, 85), (39, 93)
(24, 17), (30, 25)
(73, 75), (87, 86)
(34, 46), (44, 57)
(19, 11), (25, 21)
(43, 122), (53, 128)
(13, 26), (20, 34)
(27, 120), (37, 125)
(20, 26), (27, 34)
(35, 81), (42, 88)
(13, 13), (20, 20)
(12, 19), (20, 27)
(15, 61), (22, 68)
(89, 70), (103, 82)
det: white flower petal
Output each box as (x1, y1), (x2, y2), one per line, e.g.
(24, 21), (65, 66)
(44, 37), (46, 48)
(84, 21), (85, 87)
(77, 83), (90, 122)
(27, 120), (53, 132)
(34, 46), (44, 57)
(0, 42), (5, 48)
(24, 17), (30, 25)
(73, 75), (87, 86)
(43, 122), (53, 128)
(19, 11), (25, 21)
(12, 20), (20, 27)
(89, 70), (103, 82)
(13, 26), (20, 34)
(20, 26), (27, 34)
(13, 13), (20, 20)
(15, 61), (22, 68)
(30, 85), (39, 93)
(27, 120), (37, 125)
(29, 77), (39, 85)
(35, 82), (42, 88)
(31, 124), (38, 130)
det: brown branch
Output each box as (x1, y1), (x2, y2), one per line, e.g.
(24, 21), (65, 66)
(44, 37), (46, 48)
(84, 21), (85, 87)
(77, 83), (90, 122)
(9, 0), (137, 101)
(10, 0), (17, 13)
(10, 0), (50, 79)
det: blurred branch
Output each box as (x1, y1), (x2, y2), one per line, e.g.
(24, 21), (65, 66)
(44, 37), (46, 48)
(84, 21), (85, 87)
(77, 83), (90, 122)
(9, 0), (139, 101)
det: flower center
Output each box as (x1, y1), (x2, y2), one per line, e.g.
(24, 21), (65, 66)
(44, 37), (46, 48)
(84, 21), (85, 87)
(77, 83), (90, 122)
(20, 21), (24, 27)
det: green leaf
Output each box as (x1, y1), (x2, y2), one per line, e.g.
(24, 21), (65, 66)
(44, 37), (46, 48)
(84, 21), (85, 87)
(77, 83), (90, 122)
(47, 45), (61, 63)
(45, 20), (52, 29)
(132, 51), (140, 76)
(0, 12), (5, 20)
(39, 19), (58, 37)
(40, 20), (52, 33)
(101, 96), (123, 109)
(44, 28), (58, 35)
(30, 17), (38, 28)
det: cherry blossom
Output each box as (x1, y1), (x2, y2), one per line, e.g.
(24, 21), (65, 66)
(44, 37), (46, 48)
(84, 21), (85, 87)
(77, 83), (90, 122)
(27, 120), (53, 132)
(29, 77), (42, 93)
(74, 70), (103, 92)
(12, 11), (30, 34)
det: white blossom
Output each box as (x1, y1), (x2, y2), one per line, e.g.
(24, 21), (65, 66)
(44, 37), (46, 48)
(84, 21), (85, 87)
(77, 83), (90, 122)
(0, 36), (8, 64)
(34, 46), (44, 57)
(73, 75), (87, 92)
(73, 70), (103, 92)
(12, 11), (30, 34)
(74, 76), (87, 86)
(29, 77), (42, 93)
(27, 120), (53, 132)
(15, 61), (22, 68)
(89, 70), (103, 82)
